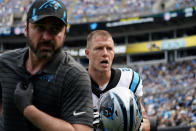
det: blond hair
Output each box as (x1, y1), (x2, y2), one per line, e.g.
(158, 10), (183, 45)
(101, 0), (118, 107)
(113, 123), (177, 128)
(86, 30), (113, 49)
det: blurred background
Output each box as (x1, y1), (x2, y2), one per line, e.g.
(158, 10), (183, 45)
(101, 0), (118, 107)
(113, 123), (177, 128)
(0, 0), (195, 130)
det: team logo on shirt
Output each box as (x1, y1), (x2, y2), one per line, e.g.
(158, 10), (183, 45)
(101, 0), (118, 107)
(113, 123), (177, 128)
(39, 74), (54, 82)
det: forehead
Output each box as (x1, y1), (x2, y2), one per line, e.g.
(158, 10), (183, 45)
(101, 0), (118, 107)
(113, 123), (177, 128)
(91, 35), (114, 46)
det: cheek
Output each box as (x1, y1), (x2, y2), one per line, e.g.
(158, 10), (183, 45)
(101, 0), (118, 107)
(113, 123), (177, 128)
(27, 31), (38, 45)
(90, 53), (97, 60)
(90, 52), (98, 62)
(28, 30), (40, 42)
(55, 34), (65, 47)
(110, 52), (114, 60)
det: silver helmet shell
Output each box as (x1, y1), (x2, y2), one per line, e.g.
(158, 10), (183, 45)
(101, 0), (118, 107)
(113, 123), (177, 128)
(98, 87), (142, 131)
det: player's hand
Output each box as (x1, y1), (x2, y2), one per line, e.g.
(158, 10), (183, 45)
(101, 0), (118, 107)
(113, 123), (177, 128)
(14, 82), (34, 113)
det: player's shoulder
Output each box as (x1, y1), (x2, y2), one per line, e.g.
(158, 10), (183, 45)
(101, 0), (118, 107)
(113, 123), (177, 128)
(0, 48), (27, 64)
(0, 48), (25, 58)
(118, 67), (133, 72)
(114, 67), (142, 94)
(118, 67), (140, 77)
(63, 53), (88, 75)
(111, 67), (135, 81)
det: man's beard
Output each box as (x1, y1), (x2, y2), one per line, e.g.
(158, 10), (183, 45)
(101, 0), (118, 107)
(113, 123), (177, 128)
(26, 37), (61, 60)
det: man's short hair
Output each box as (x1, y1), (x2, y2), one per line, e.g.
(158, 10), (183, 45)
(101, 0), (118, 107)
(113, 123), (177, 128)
(86, 30), (113, 48)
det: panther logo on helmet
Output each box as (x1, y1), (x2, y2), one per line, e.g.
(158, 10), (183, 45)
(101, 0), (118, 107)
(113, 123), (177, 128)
(99, 93), (115, 120)
(98, 87), (142, 131)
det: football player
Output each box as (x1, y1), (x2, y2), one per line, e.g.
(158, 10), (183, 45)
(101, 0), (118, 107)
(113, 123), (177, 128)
(85, 30), (150, 131)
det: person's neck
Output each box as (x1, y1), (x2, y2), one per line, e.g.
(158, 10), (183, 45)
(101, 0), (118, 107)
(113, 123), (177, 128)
(26, 51), (50, 75)
(89, 68), (111, 87)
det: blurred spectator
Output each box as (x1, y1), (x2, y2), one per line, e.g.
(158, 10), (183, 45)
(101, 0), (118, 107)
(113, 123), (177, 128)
(135, 59), (196, 128)
(1, 0), (196, 25)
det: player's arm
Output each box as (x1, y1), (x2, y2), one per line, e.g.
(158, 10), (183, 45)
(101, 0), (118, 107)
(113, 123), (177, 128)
(138, 98), (150, 131)
(14, 82), (92, 131)
(135, 77), (150, 131)
(24, 105), (91, 131)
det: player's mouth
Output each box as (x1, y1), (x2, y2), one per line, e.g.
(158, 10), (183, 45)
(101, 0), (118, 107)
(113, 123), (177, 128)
(40, 45), (52, 51)
(100, 60), (109, 67)
(38, 41), (54, 51)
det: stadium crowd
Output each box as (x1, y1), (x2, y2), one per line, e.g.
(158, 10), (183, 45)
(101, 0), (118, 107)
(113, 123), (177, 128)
(1, 0), (196, 25)
(70, 0), (156, 23)
(134, 60), (196, 128)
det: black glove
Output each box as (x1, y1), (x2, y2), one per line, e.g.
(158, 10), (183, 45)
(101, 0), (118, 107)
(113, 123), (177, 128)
(14, 82), (34, 113)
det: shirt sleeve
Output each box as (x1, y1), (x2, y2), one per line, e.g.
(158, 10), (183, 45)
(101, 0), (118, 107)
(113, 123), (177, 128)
(60, 71), (93, 127)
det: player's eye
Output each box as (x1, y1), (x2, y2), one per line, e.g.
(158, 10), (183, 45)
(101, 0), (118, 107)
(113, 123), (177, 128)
(50, 27), (62, 34)
(107, 47), (113, 51)
(95, 47), (103, 50)
(35, 25), (45, 32)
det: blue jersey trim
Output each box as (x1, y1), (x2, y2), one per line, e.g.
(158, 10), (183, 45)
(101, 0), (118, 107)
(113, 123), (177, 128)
(130, 71), (140, 92)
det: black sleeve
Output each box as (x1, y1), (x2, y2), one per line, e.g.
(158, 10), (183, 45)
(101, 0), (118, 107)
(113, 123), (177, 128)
(61, 71), (93, 127)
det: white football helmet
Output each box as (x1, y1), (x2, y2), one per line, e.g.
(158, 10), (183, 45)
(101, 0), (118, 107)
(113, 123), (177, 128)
(98, 87), (142, 131)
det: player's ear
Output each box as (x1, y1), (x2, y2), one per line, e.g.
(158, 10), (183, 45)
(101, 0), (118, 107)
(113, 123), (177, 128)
(64, 25), (67, 35)
(85, 48), (89, 59)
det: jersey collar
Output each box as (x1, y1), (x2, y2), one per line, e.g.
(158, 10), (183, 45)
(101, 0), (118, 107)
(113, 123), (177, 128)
(91, 68), (121, 98)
